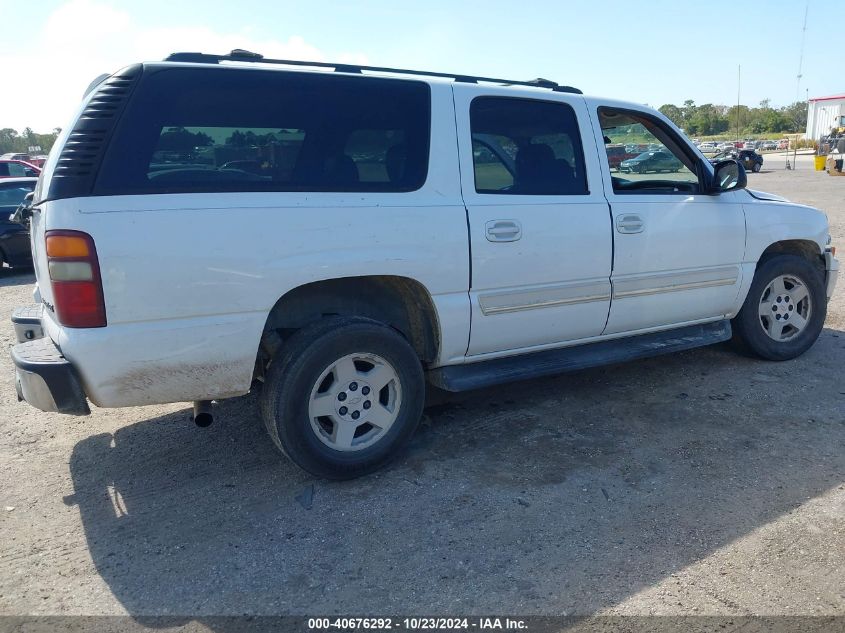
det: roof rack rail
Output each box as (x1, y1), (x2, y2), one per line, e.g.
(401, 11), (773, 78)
(163, 50), (583, 94)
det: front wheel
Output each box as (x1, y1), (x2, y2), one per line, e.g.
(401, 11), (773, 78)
(752, 162), (762, 173)
(732, 254), (826, 361)
(259, 316), (425, 479)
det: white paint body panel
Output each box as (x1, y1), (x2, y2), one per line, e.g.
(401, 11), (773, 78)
(26, 69), (837, 409)
(33, 83), (471, 407)
(453, 85), (613, 356)
(741, 194), (829, 260)
(583, 98), (747, 334)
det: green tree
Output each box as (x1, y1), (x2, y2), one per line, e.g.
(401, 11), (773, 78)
(0, 128), (60, 154)
(780, 102), (808, 132)
(156, 127), (213, 152)
(659, 104), (683, 125)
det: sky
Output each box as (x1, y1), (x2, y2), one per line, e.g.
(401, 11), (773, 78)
(1, 0), (839, 133)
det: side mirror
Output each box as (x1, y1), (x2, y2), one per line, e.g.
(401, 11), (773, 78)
(712, 159), (747, 193)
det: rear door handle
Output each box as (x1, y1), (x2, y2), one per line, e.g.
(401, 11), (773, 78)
(616, 213), (645, 234)
(486, 219), (522, 242)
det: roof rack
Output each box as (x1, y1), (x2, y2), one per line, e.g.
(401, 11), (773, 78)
(163, 49), (583, 94)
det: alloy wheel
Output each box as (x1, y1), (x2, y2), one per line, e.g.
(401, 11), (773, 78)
(307, 353), (402, 451)
(758, 274), (812, 342)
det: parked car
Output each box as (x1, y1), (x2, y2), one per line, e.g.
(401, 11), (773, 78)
(760, 141), (777, 151)
(778, 139), (789, 150)
(0, 159), (41, 179)
(710, 148), (764, 173)
(605, 144), (627, 169)
(698, 142), (718, 153)
(605, 144), (638, 169)
(619, 150), (683, 173)
(0, 177), (36, 268)
(0, 153), (46, 168)
(10, 51), (839, 479)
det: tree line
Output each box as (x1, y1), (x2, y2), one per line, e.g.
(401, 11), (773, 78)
(0, 128), (61, 155)
(658, 100), (808, 137)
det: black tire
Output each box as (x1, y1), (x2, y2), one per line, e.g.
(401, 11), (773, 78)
(732, 254), (826, 361)
(259, 316), (425, 479)
(752, 162), (761, 173)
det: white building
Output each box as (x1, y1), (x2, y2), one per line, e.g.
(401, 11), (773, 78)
(805, 94), (845, 140)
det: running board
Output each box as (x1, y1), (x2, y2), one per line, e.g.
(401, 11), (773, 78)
(428, 320), (732, 392)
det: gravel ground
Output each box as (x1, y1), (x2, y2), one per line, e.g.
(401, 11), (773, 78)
(0, 157), (843, 619)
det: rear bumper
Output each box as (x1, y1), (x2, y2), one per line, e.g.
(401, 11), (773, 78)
(10, 305), (90, 416)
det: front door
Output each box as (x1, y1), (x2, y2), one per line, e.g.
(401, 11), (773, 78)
(592, 105), (746, 335)
(454, 86), (614, 357)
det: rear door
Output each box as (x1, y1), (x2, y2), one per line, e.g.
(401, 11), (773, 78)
(454, 86), (613, 357)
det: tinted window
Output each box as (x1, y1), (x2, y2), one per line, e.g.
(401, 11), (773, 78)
(599, 107), (699, 194)
(96, 68), (431, 194)
(470, 97), (588, 195)
(7, 163), (26, 177)
(0, 182), (35, 210)
(472, 139), (514, 191)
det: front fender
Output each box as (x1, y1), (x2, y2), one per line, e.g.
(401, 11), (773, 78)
(743, 200), (828, 263)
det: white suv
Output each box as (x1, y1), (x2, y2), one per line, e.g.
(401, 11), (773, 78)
(12, 50), (839, 478)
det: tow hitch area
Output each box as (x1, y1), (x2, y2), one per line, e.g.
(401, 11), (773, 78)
(12, 304), (44, 343)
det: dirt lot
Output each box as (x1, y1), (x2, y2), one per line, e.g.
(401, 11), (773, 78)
(0, 157), (843, 619)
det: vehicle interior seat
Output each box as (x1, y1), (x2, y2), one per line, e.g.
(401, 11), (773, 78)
(324, 154), (360, 186)
(515, 143), (577, 194)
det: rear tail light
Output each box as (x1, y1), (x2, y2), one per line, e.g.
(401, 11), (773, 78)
(45, 230), (107, 328)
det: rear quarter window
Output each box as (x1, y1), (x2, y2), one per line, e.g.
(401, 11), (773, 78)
(95, 67), (431, 194)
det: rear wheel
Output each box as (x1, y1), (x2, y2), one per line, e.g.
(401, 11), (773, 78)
(259, 316), (425, 479)
(752, 162), (762, 173)
(732, 254), (826, 360)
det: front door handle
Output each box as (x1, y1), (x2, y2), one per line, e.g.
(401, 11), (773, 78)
(486, 219), (522, 242)
(616, 213), (645, 234)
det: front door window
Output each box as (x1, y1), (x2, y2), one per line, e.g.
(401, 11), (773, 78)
(599, 108), (699, 194)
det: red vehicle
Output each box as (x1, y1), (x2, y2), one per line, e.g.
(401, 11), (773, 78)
(605, 144), (639, 170)
(0, 159), (41, 179)
(605, 144), (626, 169)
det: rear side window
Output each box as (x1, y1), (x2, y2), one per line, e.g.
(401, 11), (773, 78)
(470, 97), (588, 195)
(96, 68), (431, 194)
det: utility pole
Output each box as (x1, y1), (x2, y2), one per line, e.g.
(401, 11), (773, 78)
(796, 0), (809, 102)
(736, 65), (741, 144)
